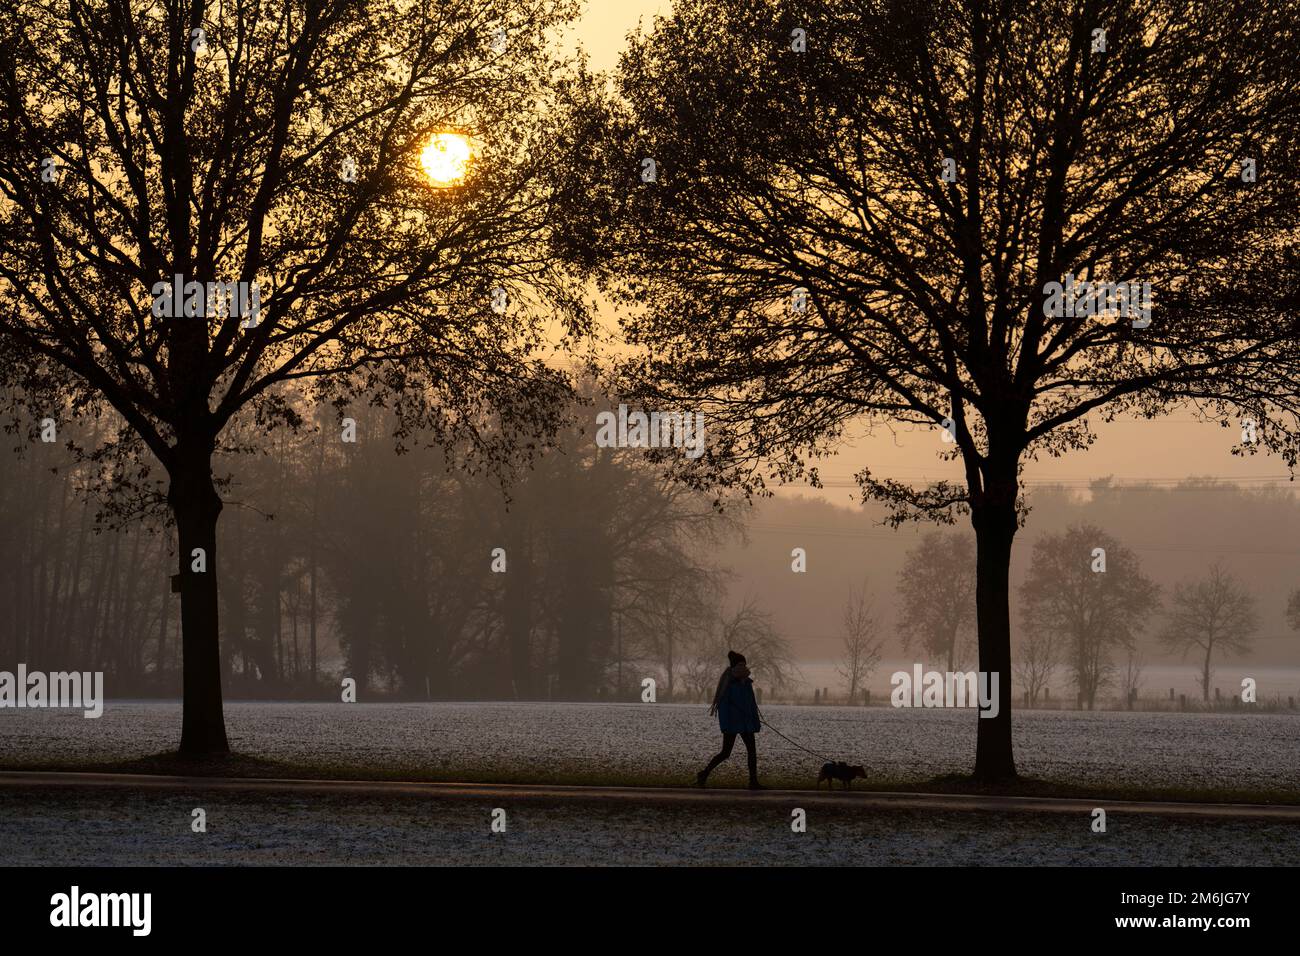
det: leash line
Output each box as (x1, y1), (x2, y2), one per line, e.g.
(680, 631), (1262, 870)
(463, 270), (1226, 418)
(758, 713), (834, 763)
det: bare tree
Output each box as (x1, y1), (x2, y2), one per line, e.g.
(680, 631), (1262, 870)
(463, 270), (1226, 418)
(681, 596), (798, 701)
(1160, 563), (1259, 702)
(836, 581), (883, 703)
(1013, 627), (1059, 708)
(0, 0), (583, 752)
(1119, 650), (1144, 710)
(564, 0), (1300, 780)
(1286, 588), (1300, 634)
(631, 554), (717, 701)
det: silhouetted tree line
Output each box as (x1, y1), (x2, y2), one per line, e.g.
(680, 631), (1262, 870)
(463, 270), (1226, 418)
(895, 515), (1282, 710)
(0, 387), (796, 700)
(0, 411), (175, 688)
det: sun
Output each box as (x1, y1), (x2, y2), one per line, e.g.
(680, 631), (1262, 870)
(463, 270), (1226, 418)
(420, 132), (473, 186)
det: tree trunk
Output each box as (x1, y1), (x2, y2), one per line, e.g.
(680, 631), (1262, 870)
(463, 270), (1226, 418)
(93, 533), (123, 673)
(1202, 647), (1212, 702)
(60, 495), (92, 668)
(308, 427), (324, 687)
(665, 630), (674, 702)
(504, 518), (533, 698)
(308, 557), (318, 687)
(158, 556), (171, 680)
(170, 448), (230, 756)
(971, 467), (1018, 782)
(291, 577), (300, 682)
(117, 530), (145, 683)
(43, 478), (71, 667)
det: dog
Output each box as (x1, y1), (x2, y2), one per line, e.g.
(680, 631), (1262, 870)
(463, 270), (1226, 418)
(817, 761), (867, 790)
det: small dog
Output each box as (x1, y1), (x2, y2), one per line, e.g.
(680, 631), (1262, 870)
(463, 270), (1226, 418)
(817, 761), (867, 790)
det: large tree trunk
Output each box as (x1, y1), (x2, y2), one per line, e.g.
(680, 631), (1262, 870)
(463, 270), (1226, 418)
(170, 447), (230, 756)
(971, 465), (1018, 782)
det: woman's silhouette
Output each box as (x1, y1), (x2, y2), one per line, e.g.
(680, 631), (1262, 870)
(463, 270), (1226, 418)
(696, 650), (764, 789)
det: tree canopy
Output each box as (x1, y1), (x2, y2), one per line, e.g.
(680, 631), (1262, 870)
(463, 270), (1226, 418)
(0, 0), (587, 752)
(561, 0), (1300, 778)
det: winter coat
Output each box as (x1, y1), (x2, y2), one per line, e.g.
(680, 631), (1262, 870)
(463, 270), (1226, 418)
(717, 677), (761, 734)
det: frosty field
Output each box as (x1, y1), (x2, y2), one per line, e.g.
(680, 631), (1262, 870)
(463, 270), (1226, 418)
(2, 700), (1298, 792)
(3, 702), (1299, 865)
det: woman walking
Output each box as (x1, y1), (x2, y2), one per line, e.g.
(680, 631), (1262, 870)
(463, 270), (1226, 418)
(696, 650), (764, 789)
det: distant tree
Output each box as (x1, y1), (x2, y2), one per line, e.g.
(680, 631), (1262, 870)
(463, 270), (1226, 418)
(681, 596), (798, 701)
(321, 402), (489, 698)
(563, 0), (1300, 780)
(624, 547), (717, 702)
(836, 581), (884, 703)
(897, 532), (976, 672)
(1119, 650), (1145, 710)
(1013, 627), (1060, 708)
(313, 386), (741, 701)
(1286, 589), (1300, 634)
(0, 0), (583, 752)
(1019, 525), (1159, 710)
(719, 597), (799, 694)
(1160, 563), (1259, 702)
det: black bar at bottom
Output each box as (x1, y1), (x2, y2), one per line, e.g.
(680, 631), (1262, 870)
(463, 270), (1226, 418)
(0, 865), (1283, 943)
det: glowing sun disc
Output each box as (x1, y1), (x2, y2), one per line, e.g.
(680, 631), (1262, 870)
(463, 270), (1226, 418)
(421, 132), (472, 186)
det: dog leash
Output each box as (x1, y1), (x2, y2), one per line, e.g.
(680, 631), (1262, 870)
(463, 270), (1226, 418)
(758, 713), (835, 763)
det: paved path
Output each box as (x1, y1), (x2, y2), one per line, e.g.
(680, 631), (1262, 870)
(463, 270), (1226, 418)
(3, 770), (1299, 819)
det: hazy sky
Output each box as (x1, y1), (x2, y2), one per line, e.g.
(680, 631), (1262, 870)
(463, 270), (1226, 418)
(570, 0), (670, 72)
(567, 1), (1296, 506)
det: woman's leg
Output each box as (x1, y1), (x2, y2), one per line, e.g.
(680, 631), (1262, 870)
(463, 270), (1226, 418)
(741, 732), (758, 785)
(700, 733), (737, 780)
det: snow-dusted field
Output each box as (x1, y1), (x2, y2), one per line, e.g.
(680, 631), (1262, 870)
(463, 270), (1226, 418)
(3, 700), (1298, 791)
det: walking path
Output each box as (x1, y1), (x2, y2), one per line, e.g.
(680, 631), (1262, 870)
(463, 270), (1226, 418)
(3, 770), (1298, 819)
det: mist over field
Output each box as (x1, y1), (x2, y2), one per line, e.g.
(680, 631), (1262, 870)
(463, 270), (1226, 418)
(6, 428), (1297, 706)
